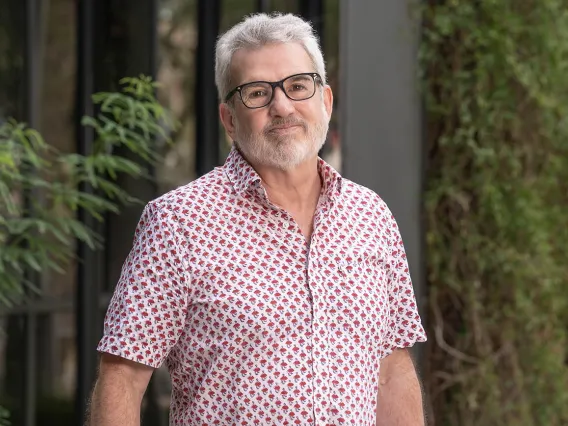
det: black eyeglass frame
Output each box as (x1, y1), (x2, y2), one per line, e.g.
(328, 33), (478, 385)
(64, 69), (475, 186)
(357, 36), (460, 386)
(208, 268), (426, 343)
(224, 72), (323, 109)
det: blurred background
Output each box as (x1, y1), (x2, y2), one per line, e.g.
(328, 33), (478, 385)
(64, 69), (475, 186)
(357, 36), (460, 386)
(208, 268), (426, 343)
(1, 0), (567, 425)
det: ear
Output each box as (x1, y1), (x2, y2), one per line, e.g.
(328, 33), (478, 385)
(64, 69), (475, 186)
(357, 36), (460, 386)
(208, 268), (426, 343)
(323, 84), (333, 119)
(219, 102), (238, 141)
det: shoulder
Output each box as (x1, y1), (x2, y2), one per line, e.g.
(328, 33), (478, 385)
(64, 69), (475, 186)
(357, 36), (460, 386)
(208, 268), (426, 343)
(147, 166), (231, 218)
(339, 178), (392, 219)
(338, 179), (404, 245)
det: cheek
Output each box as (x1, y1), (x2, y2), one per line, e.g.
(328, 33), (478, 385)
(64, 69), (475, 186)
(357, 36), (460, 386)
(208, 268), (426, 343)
(300, 102), (328, 124)
(236, 112), (267, 134)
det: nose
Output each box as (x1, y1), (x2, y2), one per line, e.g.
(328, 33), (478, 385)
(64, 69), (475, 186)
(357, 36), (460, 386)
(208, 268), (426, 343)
(268, 86), (295, 117)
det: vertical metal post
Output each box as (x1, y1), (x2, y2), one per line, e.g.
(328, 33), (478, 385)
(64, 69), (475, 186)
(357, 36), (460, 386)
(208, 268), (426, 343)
(23, 315), (37, 426)
(299, 0), (324, 51)
(195, 0), (221, 176)
(2, 0), (28, 419)
(75, 0), (101, 423)
(23, 0), (41, 424)
(25, 0), (40, 127)
(257, 0), (271, 13)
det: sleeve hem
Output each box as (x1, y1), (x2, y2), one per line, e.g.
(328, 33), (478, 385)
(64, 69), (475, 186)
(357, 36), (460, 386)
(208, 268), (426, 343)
(97, 335), (165, 369)
(380, 334), (427, 360)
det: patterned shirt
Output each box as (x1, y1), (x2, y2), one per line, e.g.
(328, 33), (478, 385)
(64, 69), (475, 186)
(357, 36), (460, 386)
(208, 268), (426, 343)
(98, 146), (426, 425)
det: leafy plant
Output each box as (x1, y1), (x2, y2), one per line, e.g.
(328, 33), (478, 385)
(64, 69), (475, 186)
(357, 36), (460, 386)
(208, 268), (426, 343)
(420, 1), (568, 425)
(0, 75), (177, 423)
(0, 406), (9, 426)
(0, 75), (176, 307)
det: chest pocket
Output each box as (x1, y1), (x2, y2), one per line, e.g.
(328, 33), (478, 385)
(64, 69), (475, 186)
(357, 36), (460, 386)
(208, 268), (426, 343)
(321, 249), (391, 348)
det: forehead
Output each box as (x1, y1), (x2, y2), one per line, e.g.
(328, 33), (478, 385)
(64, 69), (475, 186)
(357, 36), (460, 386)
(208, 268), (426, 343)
(230, 42), (314, 85)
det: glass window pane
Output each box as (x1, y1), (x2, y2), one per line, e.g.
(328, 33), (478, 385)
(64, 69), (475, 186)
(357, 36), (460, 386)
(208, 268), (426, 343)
(0, 1), (70, 423)
(218, 0), (256, 160)
(270, 0), (297, 13)
(0, 0), (26, 122)
(321, 0), (341, 172)
(38, 2), (78, 421)
(220, 0), (255, 33)
(156, 0), (199, 194)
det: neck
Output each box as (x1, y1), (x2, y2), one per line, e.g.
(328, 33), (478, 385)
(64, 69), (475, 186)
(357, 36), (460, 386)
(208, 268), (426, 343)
(255, 157), (322, 211)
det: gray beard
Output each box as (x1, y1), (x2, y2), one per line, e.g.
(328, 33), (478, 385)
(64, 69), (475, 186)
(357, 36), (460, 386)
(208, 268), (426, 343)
(234, 119), (329, 171)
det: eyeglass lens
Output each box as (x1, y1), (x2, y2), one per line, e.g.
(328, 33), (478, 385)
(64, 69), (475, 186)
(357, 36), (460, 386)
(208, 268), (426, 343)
(240, 74), (316, 108)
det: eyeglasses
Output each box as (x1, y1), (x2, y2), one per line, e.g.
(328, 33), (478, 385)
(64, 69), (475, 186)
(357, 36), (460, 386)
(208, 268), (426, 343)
(224, 72), (322, 109)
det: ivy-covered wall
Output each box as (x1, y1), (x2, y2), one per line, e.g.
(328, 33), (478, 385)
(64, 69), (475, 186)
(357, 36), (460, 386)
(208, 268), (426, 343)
(421, 1), (568, 425)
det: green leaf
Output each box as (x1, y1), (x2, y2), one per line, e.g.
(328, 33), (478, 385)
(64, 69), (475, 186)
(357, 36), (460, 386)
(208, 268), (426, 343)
(0, 74), (169, 336)
(22, 251), (42, 271)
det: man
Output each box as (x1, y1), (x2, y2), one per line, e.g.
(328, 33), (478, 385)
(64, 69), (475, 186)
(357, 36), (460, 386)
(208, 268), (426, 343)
(88, 12), (427, 426)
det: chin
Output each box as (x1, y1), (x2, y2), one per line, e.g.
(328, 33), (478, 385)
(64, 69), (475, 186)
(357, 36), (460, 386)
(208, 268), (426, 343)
(236, 130), (326, 170)
(270, 142), (322, 170)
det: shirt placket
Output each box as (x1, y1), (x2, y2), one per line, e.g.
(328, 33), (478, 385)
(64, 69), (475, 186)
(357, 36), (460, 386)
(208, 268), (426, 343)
(307, 195), (334, 426)
(253, 184), (320, 425)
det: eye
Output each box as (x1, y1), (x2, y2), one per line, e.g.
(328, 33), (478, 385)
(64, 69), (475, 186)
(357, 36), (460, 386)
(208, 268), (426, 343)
(242, 84), (271, 101)
(285, 76), (312, 94)
(249, 89), (268, 98)
(289, 83), (308, 92)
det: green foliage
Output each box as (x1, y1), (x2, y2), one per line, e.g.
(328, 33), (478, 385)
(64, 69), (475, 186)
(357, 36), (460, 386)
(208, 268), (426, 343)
(0, 406), (9, 426)
(0, 75), (177, 307)
(0, 75), (176, 423)
(421, 1), (568, 425)
(0, 395), (74, 426)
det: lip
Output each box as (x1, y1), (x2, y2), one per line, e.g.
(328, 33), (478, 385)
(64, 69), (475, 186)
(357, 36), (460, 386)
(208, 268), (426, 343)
(268, 124), (302, 132)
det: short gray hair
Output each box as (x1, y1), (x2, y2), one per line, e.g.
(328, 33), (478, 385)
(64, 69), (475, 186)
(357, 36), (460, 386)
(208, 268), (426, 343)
(215, 13), (326, 102)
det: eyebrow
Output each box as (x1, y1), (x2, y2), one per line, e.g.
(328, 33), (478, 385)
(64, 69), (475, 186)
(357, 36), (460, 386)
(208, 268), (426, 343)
(239, 73), (311, 85)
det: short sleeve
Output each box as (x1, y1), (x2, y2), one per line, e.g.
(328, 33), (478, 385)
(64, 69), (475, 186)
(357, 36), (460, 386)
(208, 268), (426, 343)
(380, 207), (427, 359)
(97, 201), (189, 368)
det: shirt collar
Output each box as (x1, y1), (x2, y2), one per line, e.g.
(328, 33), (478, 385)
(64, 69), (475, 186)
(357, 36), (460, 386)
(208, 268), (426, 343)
(316, 153), (343, 200)
(223, 144), (342, 200)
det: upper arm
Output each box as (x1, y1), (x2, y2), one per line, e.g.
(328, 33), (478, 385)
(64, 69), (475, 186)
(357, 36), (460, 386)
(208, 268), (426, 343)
(376, 348), (425, 425)
(380, 205), (427, 358)
(97, 353), (154, 398)
(97, 202), (190, 368)
(379, 348), (416, 385)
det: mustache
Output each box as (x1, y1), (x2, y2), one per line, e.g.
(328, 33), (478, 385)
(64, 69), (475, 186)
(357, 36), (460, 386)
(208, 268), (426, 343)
(264, 118), (307, 133)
